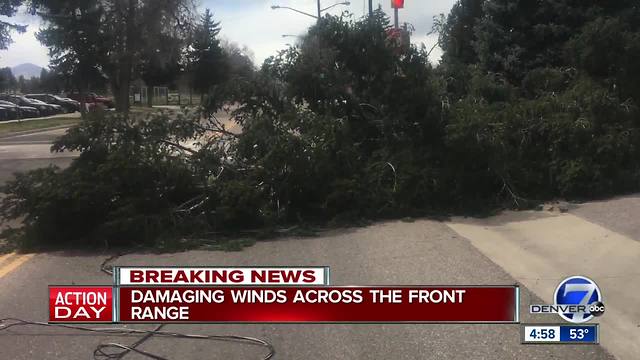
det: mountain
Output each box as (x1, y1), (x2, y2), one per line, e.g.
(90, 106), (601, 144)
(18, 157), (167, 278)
(11, 63), (44, 79)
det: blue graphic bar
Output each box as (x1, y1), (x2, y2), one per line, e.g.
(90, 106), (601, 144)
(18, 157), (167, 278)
(522, 324), (599, 344)
(559, 325), (598, 343)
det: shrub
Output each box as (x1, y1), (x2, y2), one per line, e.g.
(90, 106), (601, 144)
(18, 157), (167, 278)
(445, 78), (640, 204)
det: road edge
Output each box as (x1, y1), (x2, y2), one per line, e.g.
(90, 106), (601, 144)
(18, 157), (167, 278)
(0, 124), (76, 139)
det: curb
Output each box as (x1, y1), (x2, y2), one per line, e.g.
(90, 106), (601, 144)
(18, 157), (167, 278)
(0, 124), (77, 139)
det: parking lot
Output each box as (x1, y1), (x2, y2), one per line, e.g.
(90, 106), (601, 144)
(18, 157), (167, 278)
(0, 93), (116, 122)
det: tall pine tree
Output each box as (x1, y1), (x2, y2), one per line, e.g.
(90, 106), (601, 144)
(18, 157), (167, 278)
(187, 9), (228, 100)
(36, 0), (195, 113)
(439, 0), (484, 66)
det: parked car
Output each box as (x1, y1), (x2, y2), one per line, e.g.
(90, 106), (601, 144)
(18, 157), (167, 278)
(26, 94), (80, 113)
(0, 106), (10, 121)
(0, 100), (39, 119)
(90, 93), (115, 108)
(28, 98), (64, 115)
(0, 101), (20, 120)
(0, 95), (63, 116)
(67, 93), (115, 108)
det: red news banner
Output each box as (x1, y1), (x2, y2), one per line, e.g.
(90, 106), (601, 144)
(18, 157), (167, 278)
(49, 267), (519, 324)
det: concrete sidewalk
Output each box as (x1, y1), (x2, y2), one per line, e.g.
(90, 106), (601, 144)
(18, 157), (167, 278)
(0, 112), (81, 125)
(447, 210), (640, 360)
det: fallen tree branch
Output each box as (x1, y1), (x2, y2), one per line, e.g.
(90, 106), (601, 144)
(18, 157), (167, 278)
(160, 139), (197, 155)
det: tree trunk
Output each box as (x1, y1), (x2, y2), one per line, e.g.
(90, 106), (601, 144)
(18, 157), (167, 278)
(117, 64), (131, 113)
(110, 82), (119, 109)
(114, 0), (136, 114)
(79, 84), (87, 118)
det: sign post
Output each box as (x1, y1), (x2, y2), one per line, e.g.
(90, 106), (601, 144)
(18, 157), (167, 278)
(391, 0), (404, 29)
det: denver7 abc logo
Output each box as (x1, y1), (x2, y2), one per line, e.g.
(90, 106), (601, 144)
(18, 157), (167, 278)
(530, 276), (605, 323)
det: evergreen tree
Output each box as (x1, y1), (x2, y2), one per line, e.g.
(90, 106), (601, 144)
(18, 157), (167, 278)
(470, 0), (633, 83)
(439, 0), (484, 66)
(436, 0), (484, 97)
(0, 67), (16, 91)
(36, 0), (108, 112)
(36, 0), (195, 113)
(187, 9), (228, 99)
(39, 68), (66, 93)
(17, 75), (25, 92)
(138, 4), (185, 107)
(0, 0), (26, 52)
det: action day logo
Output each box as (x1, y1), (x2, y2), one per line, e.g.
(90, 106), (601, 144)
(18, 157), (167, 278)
(530, 276), (605, 323)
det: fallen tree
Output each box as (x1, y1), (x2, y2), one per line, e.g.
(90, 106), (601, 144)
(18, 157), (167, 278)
(2, 9), (640, 250)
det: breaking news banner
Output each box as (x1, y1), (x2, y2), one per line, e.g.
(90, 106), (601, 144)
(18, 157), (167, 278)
(114, 266), (331, 286)
(49, 284), (520, 324)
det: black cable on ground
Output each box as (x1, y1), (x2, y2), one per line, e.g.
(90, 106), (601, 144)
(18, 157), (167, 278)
(96, 323), (166, 359)
(0, 253), (276, 360)
(0, 318), (275, 360)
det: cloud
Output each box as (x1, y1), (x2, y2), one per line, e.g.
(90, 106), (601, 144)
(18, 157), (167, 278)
(0, 24), (49, 68)
(207, 0), (456, 64)
(0, 5), (49, 68)
(0, 1), (457, 69)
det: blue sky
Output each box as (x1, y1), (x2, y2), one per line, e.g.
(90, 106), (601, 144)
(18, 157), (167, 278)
(0, 0), (457, 69)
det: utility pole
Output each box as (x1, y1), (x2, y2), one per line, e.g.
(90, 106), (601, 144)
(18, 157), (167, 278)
(394, 7), (399, 29)
(369, 0), (373, 16)
(317, 0), (322, 21)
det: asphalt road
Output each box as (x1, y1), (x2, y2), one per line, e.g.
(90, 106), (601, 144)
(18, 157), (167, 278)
(0, 127), (74, 184)
(0, 126), (635, 360)
(0, 221), (616, 360)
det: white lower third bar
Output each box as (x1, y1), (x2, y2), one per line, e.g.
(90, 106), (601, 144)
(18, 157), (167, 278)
(523, 326), (561, 343)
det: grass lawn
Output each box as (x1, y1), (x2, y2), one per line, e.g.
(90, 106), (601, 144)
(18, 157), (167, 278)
(0, 117), (80, 136)
(129, 106), (194, 115)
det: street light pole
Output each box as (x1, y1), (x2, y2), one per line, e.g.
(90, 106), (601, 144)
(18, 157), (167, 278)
(271, 2), (350, 23)
(321, 2), (351, 12)
(270, 5), (318, 19)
